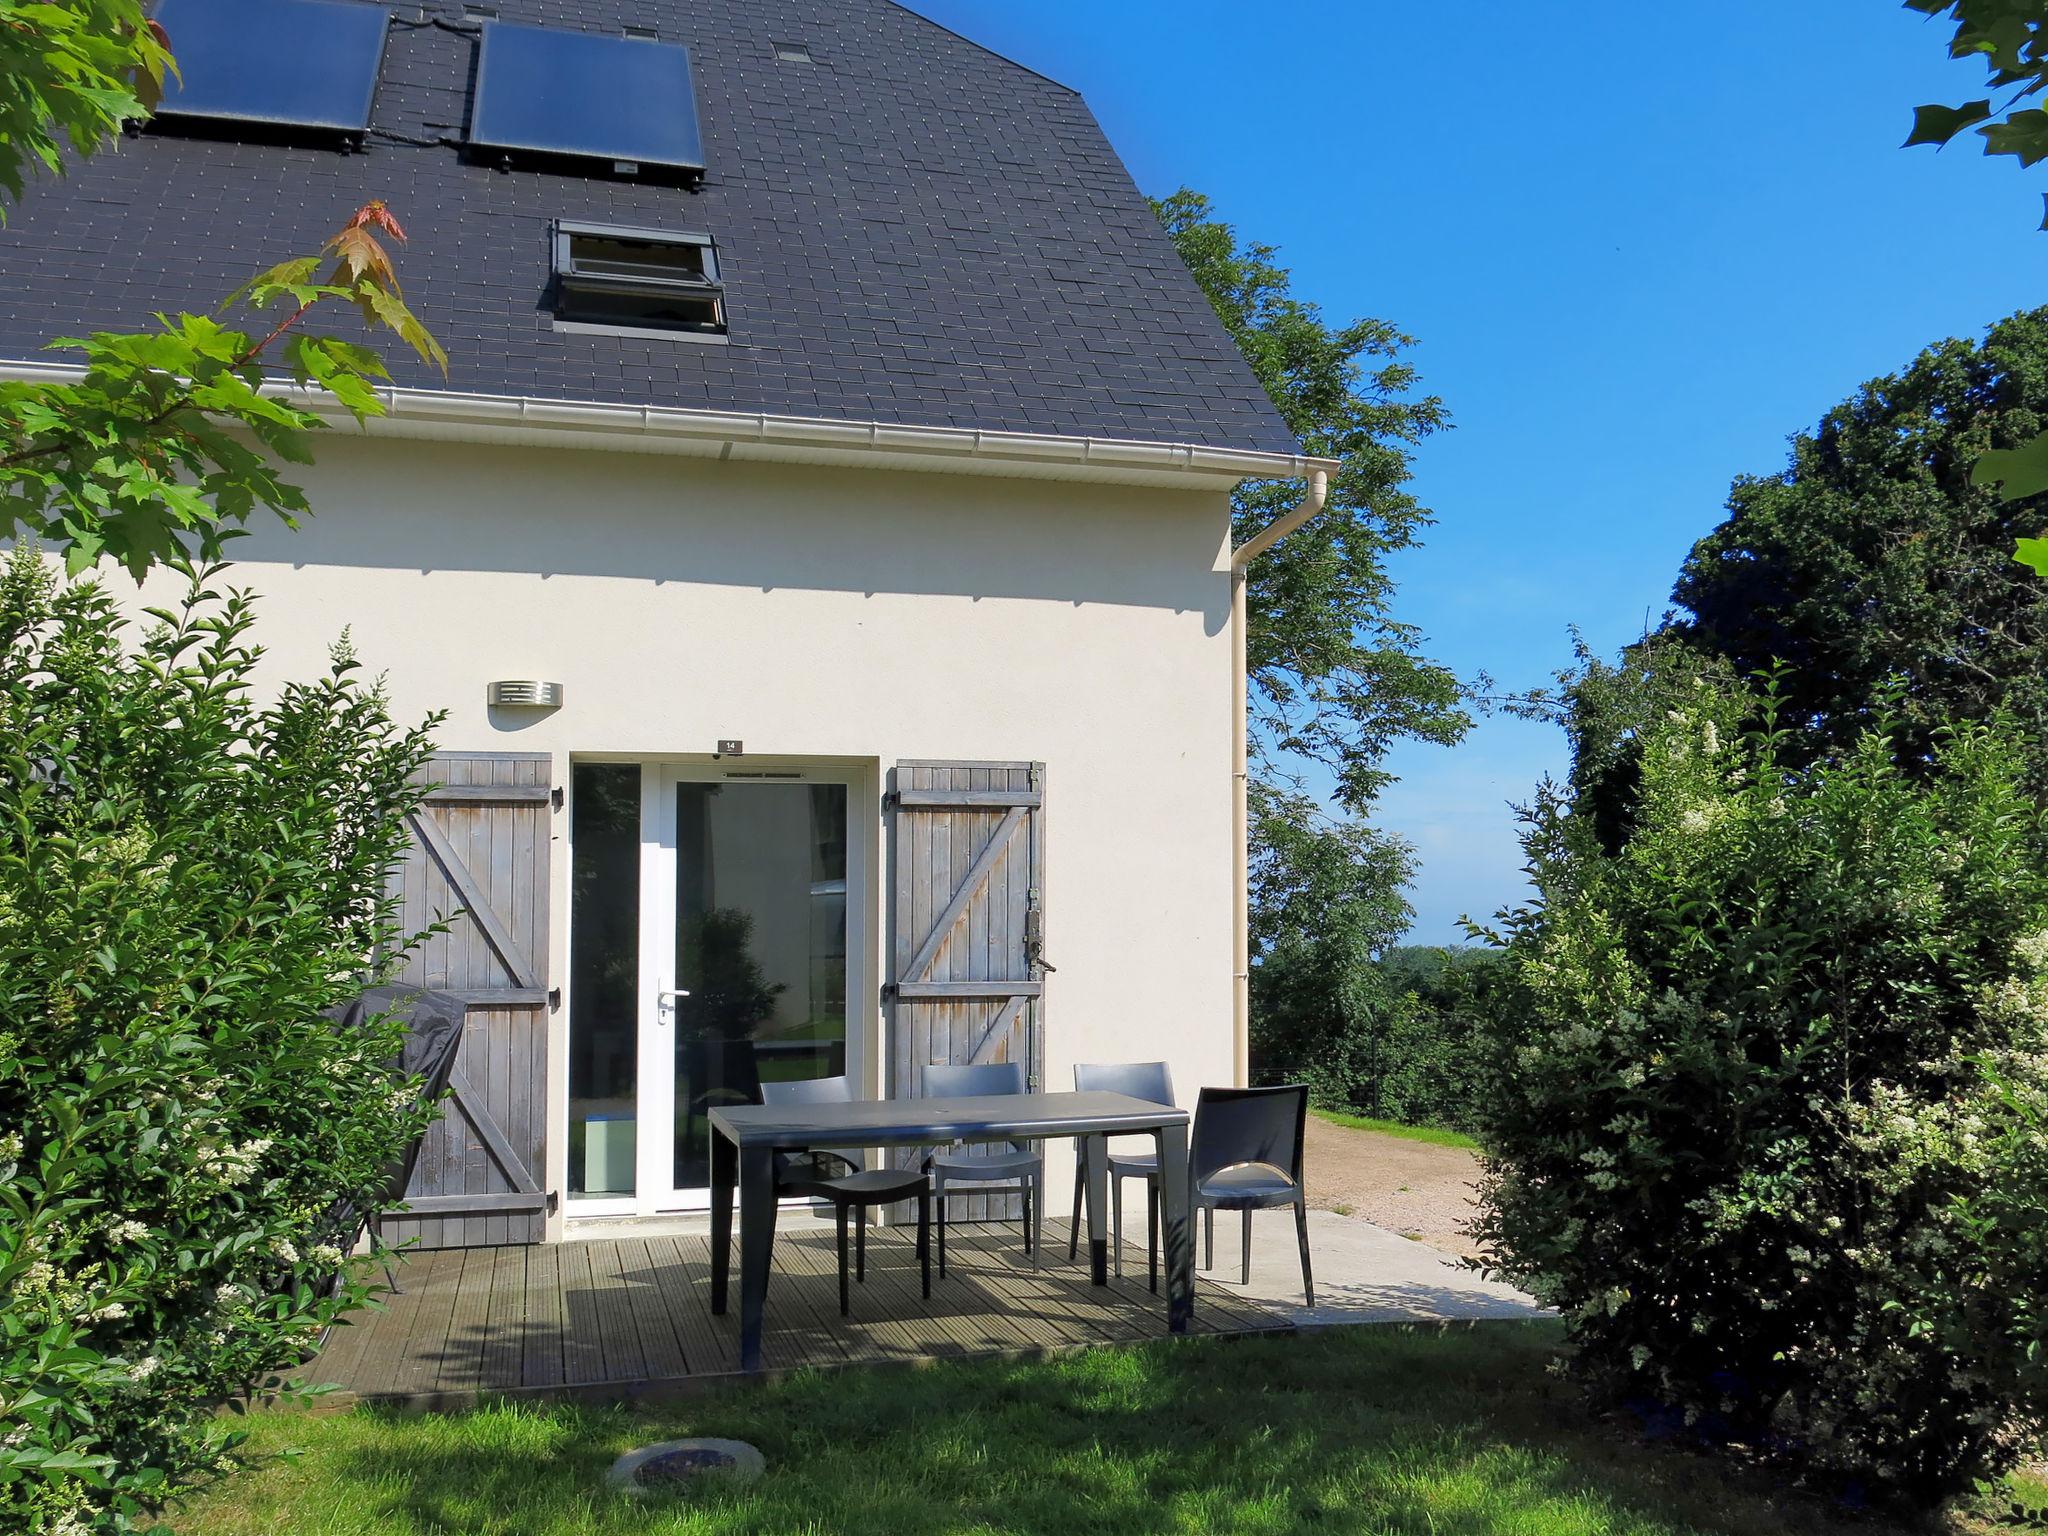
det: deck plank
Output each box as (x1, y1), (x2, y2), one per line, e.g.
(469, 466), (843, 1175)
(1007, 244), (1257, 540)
(640, 1235), (731, 1376)
(756, 1223), (874, 1365)
(392, 1249), (466, 1398)
(556, 1242), (609, 1386)
(613, 1238), (690, 1381)
(582, 1238), (647, 1384)
(520, 1242), (566, 1389)
(478, 1245), (528, 1391)
(437, 1244), (495, 1394)
(308, 1218), (1294, 1407)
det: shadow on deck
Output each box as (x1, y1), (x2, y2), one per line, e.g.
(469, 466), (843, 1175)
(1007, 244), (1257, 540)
(304, 1219), (1293, 1410)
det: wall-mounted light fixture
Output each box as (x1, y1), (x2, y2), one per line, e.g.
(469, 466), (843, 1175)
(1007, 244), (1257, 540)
(487, 680), (564, 709)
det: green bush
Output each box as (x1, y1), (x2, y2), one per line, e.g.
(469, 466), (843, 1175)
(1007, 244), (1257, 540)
(0, 551), (440, 1534)
(1477, 668), (2048, 1510)
(1251, 944), (1508, 1134)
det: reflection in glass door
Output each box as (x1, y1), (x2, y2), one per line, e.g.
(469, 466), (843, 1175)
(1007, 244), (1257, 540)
(567, 762), (858, 1215)
(567, 763), (642, 1202)
(667, 776), (848, 1194)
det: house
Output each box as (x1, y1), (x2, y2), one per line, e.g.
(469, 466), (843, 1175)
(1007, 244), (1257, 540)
(0, 0), (1331, 1251)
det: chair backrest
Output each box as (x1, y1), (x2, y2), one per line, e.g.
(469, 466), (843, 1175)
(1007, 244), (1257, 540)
(760, 1073), (854, 1108)
(1190, 1084), (1307, 1184)
(924, 1060), (1026, 1098)
(1072, 1060), (1174, 1105)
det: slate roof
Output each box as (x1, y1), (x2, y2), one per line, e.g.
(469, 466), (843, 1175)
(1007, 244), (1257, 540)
(0, 0), (1298, 455)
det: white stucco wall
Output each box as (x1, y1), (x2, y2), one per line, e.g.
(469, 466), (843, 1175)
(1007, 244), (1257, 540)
(115, 433), (1240, 1226)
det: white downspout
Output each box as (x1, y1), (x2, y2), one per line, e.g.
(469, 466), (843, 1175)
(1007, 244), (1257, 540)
(1226, 469), (1331, 1086)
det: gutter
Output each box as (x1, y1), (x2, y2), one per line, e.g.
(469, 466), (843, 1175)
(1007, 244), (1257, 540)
(0, 360), (1337, 491)
(1226, 468), (1332, 1087)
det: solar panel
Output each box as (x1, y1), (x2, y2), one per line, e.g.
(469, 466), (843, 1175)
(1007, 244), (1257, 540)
(468, 22), (705, 176)
(152, 0), (389, 135)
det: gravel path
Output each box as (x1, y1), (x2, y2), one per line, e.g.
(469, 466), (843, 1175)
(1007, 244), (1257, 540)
(1303, 1115), (1485, 1261)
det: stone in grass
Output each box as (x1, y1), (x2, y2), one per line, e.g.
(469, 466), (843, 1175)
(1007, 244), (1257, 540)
(607, 1438), (766, 1498)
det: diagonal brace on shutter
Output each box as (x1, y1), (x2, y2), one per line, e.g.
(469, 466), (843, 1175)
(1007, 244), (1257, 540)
(446, 1067), (542, 1195)
(964, 994), (1028, 1066)
(409, 808), (542, 991)
(895, 804), (1026, 987)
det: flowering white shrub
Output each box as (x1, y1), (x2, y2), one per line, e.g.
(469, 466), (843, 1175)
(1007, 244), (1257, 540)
(1477, 669), (2048, 1510)
(0, 553), (441, 1532)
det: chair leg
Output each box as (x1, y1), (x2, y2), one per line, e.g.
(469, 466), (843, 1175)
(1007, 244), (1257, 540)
(936, 1186), (948, 1280)
(1068, 1162), (1083, 1261)
(1021, 1180), (1034, 1258)
(1147, 1179), (1159, 1294)
(835, 1203), (851, 1317)
(918, 1189), (932, 1300)
(1295, 1195), (1315, 1307)
(1031, 1167), (1045, 1268)
(1203, 1205), (1213, 1270)
(1242, 1208), (1253, 1286)
(1112, 1174), (1124, 1278)
(856, 1206), (867, 1282)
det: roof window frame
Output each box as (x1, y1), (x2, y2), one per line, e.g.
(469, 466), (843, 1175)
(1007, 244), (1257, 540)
(550, 220), (728, 340)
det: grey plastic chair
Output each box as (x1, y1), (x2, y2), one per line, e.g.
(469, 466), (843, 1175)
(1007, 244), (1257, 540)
(1190, 1083), (1313, 1305)
(922, 1060), (1044, 1274)
(761, 1075), (931, 1315)
(1065, 1061), (1174, 1291)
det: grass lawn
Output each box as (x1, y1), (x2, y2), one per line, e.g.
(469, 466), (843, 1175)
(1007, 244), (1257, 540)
(1312, 1108), (1481, 1151)
(174, 1321), (2042, 1535)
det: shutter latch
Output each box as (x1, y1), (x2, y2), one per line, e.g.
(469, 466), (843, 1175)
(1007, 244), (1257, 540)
(1024, 887), (1055, 976)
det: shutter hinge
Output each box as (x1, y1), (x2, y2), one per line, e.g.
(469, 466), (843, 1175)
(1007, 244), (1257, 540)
(550, 786), (564, 810)
(1028, 763), (1043, 792)
(547, 987), (562, 1011)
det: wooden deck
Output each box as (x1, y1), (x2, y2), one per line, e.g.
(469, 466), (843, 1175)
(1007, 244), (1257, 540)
(307, 1219), (1293, 1409)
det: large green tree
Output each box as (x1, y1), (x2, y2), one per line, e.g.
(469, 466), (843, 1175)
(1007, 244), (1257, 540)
(1667, 307), (2048, 784)
(1900, 0), (2048, 566)
(1156, 191), (1467, 1079)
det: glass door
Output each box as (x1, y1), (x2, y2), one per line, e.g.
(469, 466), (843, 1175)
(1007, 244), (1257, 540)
(567, 762), (859, 1216)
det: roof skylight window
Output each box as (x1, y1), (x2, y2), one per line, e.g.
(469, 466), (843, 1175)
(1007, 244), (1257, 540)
(551, 222), (726, 338)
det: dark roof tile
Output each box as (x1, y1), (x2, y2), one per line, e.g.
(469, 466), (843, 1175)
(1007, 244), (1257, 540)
(0, 0), (1294, 455)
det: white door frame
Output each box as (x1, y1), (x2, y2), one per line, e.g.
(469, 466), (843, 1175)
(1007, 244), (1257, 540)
(570, 759), (870, 1219)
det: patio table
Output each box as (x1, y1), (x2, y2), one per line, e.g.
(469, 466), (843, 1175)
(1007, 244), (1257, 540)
(709, 1090), (1193, 1372)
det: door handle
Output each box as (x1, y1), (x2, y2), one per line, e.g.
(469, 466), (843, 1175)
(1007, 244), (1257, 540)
(656, 987), (690, 1024)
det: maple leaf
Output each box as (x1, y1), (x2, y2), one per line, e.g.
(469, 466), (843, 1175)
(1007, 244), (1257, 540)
(343, 200), (408, 242)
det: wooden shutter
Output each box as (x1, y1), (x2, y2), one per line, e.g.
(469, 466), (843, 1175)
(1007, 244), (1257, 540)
(383, 752), (555, 1249)
(888, 761), (1047, 1219)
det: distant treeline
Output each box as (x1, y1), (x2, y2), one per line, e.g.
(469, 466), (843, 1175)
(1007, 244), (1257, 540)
(1250, 944), (1512, 1134)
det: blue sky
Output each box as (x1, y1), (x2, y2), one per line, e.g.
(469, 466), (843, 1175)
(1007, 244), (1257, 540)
(909, 0), (2045, 944)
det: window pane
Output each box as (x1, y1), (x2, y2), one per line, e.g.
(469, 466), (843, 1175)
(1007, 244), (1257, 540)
(672, 781), (849, 1189)
(568, 763), (640, 1197)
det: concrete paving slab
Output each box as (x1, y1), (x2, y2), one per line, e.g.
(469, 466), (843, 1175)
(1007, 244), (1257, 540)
(1195, 1207), (1549, 1327)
